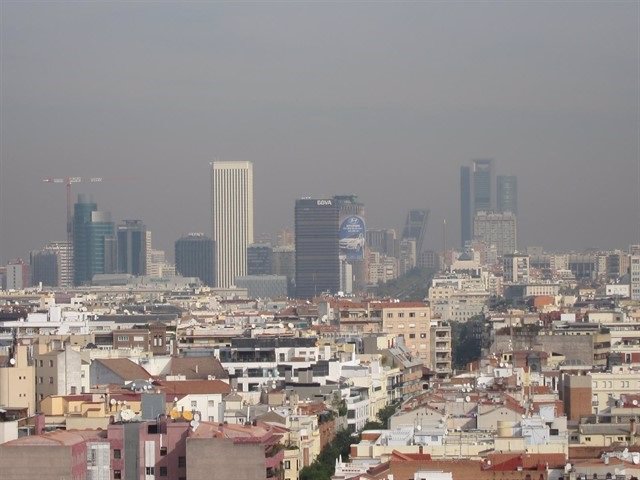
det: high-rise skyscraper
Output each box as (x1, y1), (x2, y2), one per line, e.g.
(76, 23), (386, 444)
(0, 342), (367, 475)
(211, 161), (254, 288)
(334, 195), (366, 293)
(117, 220), (147, 276)
(460, 166), (472, 249)
(497, 175), (518, 214)
(175, 233), (215, 287)
(33, 241), (72, 288)
(472, 159), (494, 214)
(473, 211), (517, 257)
(30, 248), (59, 287)
(73, 195), (115, 285)
(295, 198), (340, 298)
(401, 209), (429, 255)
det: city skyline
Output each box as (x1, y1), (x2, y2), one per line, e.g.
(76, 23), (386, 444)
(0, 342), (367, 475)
(1, 3), (639, 263)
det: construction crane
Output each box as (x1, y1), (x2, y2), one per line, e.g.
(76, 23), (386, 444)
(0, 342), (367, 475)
(42, 176), (104, 284)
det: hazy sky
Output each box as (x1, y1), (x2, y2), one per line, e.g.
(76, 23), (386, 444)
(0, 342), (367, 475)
(1, 1), (639, 263)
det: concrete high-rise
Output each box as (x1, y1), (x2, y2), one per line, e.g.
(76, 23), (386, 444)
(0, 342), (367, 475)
(175, 233), (215, 287)
(460, 166), (472, 249)
(472, 159), (494, 214)
(5, 259), (30, 290)
(72, 195), (115, 285)
(211, 161), (254, 288)
(366, 229), (398, 258)
(117, 220), (147, 276)
(473, 211), (517, 257)
(42, 241), (73, 288)
(295, 198), (339, 298)
(497, 175), (518, 214)
(631, 253), (640, 301)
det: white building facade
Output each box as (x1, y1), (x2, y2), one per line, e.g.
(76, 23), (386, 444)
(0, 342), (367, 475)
(211, 161), (254, 288)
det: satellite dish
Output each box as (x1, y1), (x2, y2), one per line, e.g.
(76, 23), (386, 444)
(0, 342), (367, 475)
(633, 400), (638, 406)
(465, 396), (471, 403)
(288, 323), (294, 329)
(110, 399), (116, 405)
(120, 409), (134, 421)
(193, 412), (201, 422)
(415, 425), (422, 431)
(9, 358), (16, 366)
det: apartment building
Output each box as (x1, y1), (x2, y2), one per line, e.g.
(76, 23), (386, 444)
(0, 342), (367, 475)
(374, 302), (432, 366)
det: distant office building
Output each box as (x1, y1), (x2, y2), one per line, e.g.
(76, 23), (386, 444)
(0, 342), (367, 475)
(30, 249), (58, 287)
(295, 198), (340, 298)
(367, 251), (398, 285)
(503, 253), (530, 283)
(460, 165), (472, 249)
(147, 249), (167, 278)
(497, 175), (518, 214)
(211, 161), (254, 288)
(631, 254), (640, 301)
(42, 241), (73, 288)
(401, 209), (429, 255)
(398, 239), (417, 276)
(72, 195), (116, 285)
(473, 211), (517, 257)
(247, 243), (273, 275)
(366, 229), (398, 258)
(235, 275), (288, 299)
(418, 250), (441, 271)
(145, 230), (153, 275)
(272, 245), (295, 296)
(117, 220), (147, 276)
(175, 233), (215, 287)
(5, 259), (30, 290)
(472, 159), (494, 214)
(335, 195), (366, 292)
(276, 228), (294, 247)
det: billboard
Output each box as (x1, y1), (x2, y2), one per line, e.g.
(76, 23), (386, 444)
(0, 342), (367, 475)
(339, 215), (365, 261)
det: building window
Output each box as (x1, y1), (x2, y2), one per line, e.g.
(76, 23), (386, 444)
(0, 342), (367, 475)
(191, 400), (197, 408)
(420, 333), (427, 339)
(409, 312), (416, 318)
(49, 377), (54, 384)
(113, 449), (121, 459)
(208, 400), (215, 407)
(386, 313), (393, 318)
(178, 456), (186, 468)
(146, 467), (154, 475)
(398, 313), (404, 318)
(49, 360), (54, 367)
(160, 446), (167, 456)
(114, 471), (122, 479)
(159, 466), (167, 477)
(409, 334), (416, 339)
(39, 360), (43, 367)
(284, 460), (291, 469)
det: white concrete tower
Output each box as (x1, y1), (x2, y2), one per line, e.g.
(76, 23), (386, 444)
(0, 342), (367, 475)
(211, 161), (254, 288)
